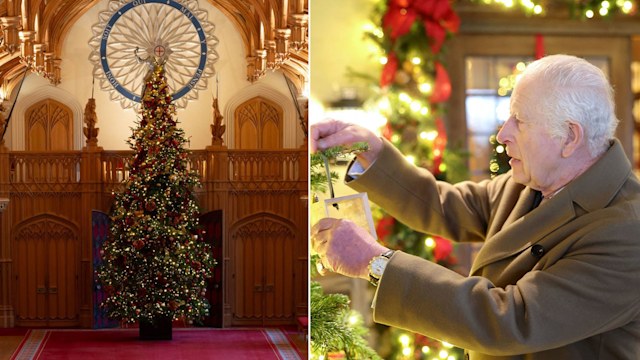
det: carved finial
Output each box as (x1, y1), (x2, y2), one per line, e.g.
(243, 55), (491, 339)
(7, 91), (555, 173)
(83, 97), (99, 147)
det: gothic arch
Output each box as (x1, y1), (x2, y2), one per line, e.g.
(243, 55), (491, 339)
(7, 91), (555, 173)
(25, 98), (73, 150)
(10, 83), (84, 150)
(230, 211), (296, 237)
(234, 96), (283, 149)
(225, 79), (298, 149)
(13, 213), (79, 241)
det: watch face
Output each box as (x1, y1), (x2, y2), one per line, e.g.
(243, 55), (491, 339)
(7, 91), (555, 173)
(371, 257), (388, 278)
(89, 0), (219, 109)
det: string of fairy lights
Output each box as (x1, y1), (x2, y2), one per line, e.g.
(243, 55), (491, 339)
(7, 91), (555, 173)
(479, 0), (635, 18)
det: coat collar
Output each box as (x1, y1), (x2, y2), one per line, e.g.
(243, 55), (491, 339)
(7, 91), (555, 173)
(470, 139), (631, 275)
(565, 139), (631, 212)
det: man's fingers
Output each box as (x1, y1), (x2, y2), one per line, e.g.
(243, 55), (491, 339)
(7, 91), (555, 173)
(315, 257), (333, 276)
(311, 217), (339, 234)
(309, 119), (351, 152)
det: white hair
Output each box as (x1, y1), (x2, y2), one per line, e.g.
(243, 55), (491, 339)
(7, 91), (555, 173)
(520, 54), (618, 157)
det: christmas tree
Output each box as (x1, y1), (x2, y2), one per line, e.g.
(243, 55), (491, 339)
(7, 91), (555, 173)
(97, 61), (215, 332)
(341, 1), (465, 358)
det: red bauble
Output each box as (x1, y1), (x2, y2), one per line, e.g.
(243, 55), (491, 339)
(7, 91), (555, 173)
(145, 200), (157, 212)
(133, 239), (145, 250)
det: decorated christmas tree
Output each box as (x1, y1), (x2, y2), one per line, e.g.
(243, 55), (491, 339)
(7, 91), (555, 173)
(338, 1), (465, 358)
(97, 61), (215, 337)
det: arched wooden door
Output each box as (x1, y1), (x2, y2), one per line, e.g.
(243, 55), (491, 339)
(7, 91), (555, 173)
(13, 215), (80, 327)
(25, 98), (73, 151)
(231, 214), (295, 326)
(234, 97), (283, 150)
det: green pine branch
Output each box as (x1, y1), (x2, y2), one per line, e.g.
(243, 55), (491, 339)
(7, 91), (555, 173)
(310, 282), (382, 360)
(310, 142), (369, 194)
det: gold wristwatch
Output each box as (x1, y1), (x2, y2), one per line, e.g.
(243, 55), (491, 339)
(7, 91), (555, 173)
(368, 250), (395, 287)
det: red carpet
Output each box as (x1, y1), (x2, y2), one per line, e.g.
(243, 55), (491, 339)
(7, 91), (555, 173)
(10, 328), (304, 360)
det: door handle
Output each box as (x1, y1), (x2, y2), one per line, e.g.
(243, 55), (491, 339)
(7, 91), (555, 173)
(49, 287), (57, 294)
(37, 287), (46, 294)
(264, 284), (274, 292)
(254, 284), (263, 292)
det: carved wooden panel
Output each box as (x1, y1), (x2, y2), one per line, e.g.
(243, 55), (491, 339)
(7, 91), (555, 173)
(13, 215), (80, 327)
(25, 99), (73, 151)
(234, 97), (283, 150)
(2, 147), (307, 329)
(231, 214), (295, 326)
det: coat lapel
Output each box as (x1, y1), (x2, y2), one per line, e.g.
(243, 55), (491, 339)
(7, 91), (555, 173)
(469, 139), (631, 276)
(470, 191), (576, 275)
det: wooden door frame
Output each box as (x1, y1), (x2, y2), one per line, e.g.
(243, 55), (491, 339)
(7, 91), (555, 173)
(445, 33), (634, 162)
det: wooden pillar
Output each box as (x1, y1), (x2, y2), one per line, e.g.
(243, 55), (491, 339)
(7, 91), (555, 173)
(205, 145), (232, 326)
(79, 144), (104, 328)
(296, 145), (308, 318)
(0, 143), (13, 327)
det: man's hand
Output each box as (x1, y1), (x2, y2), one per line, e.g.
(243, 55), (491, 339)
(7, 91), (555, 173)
(311, 218), (389, 280)
(310, 119), (383, 169)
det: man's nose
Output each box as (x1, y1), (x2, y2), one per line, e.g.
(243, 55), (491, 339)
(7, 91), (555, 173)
(496, 118), (513, 144)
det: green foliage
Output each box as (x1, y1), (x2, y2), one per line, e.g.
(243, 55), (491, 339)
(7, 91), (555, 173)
(310, 143), (369, 194)
(489, 134), (511, 178)
(310, 282), (382, 360)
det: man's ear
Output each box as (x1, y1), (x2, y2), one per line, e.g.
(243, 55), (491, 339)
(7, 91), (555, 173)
(562, 121), (584, 158)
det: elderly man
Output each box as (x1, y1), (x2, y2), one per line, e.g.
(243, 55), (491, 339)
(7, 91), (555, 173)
(311, 54), (640, 359)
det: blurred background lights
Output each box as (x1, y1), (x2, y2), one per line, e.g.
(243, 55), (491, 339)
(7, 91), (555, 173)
(425, 236), (436, 248)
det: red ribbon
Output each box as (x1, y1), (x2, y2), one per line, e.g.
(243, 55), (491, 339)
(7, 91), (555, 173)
(380, 51), (399, 88)
(535, 34), (545, 60)
(382, 0), (460, 54)
(429, 62), (451, 103)
(431, 117), (447, 174)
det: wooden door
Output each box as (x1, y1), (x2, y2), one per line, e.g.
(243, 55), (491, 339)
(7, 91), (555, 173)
(234, 97), (284, 180)
(231, 214), (295, 326)
(234, 97), (283, 150)
(25, 99), (73, 151)
(14, 215), (80, 327)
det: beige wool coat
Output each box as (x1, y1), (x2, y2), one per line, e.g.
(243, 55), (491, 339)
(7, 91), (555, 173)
(347, 139), (640, 359)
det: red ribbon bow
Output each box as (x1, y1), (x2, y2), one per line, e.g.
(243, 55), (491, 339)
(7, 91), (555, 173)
(382, 0), (460, 54)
